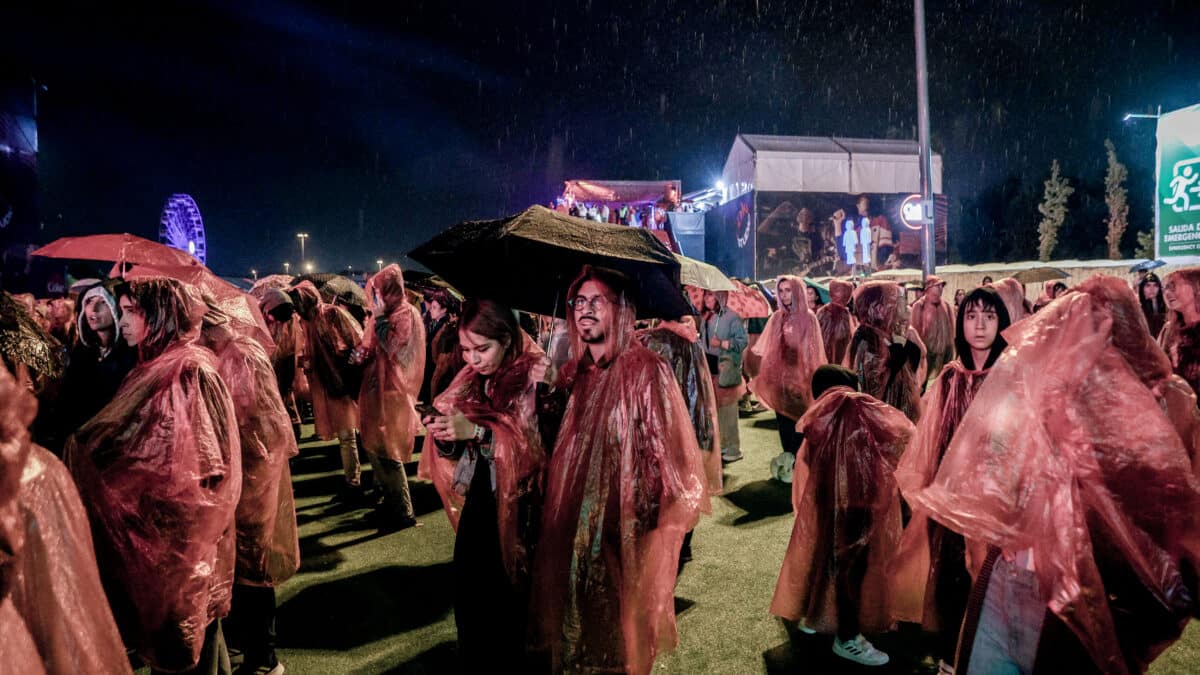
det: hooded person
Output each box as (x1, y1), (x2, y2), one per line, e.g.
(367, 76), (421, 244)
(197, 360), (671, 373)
(1160, 267), (1200, 401)
(421, 288), (461, 403)
(531, 265), (709, 675)
(290, 280), (365, 501)
(989, 278), (1031, 325)
(889, 287), (1012, 672)
(749, 275), (827, 467)
(353, 264), (425, 530)
(259, 289), (303, 440)
(66, 278), (242, 674)
(700, 288), (748, 463)
(1, 357), (131, 674)
(420, 299), (559, 670)
(1138, 272), (1167, 339)
(910, 276), (956, 390)
(850, 280), (923, 423)
(816, 279), (855, 367)
(199, 300), (299, 675)
(909, 275), (1200, 675)
(770, 365), (915, 667)
(55, 280), (138, 448)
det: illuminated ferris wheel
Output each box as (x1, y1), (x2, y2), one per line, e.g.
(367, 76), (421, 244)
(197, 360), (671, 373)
(158, 193), (207, 264)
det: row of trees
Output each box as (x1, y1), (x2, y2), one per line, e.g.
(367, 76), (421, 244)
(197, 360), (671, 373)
(954, 139), (1150, 263)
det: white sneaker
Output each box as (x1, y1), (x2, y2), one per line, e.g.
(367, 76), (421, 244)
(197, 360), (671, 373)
(832, 634), (889, 666)
(796, 619), (817, 635)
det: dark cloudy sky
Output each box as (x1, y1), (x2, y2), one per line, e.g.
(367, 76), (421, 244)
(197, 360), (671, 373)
(2, 0), (1198, 275)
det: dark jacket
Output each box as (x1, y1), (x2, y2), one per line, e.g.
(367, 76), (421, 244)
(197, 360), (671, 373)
(55, 339), (137, 452)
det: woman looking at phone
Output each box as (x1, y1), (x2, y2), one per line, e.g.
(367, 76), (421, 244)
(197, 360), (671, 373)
(419, 298), (562, 669)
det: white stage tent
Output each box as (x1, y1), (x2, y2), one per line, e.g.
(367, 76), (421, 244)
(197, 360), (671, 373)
(720, 134), (943, 197)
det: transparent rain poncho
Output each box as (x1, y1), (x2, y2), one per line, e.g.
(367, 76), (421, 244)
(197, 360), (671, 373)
(638, 320), (723, 496)
(770, 386), (915, 633)
(207, 325), (300, 587)
(531, 293), (708, 675)
(749, 276), (827, 419)
(851, 281), (923, 422)
(420, 334), (548, 585)
(816, 279), (855, 367)
(992, 278), (1031, 325)
(292, 281), (362, 438)
(358, 265), (426, 462)
(910, 276), (1200, 675)
(66, 339), (242, 672)
(911, 289), (956, 385)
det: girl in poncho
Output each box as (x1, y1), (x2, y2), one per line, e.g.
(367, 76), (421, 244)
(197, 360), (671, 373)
(890, 287), (1011, 673)
(816, 279), (855, 366)
(420, 299), (557, 670)
(850, 280), (923, 422)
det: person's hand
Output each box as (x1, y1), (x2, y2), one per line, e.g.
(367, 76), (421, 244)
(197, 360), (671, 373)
(425, 412), (476, 442)
(708, 336), (723, 349)
(529, 355), (556, 387)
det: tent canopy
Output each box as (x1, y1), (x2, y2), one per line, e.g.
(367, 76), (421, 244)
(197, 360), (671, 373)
(721, 134), (943, 197)
(564, 179), (680, 205)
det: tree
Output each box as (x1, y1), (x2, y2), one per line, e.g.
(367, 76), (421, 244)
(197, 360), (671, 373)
(1136, 229), (1154, 259)
(1037, 159), (1074, 261)
(1103, 139), (1130, 259)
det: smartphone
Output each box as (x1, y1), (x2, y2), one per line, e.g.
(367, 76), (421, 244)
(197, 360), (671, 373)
(415, 403), (439, 419)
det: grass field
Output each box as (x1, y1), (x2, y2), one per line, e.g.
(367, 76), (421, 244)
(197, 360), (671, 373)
(265, 414), (1200, 674)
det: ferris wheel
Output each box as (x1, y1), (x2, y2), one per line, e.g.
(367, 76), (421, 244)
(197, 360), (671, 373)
(158, 193), (207, 264)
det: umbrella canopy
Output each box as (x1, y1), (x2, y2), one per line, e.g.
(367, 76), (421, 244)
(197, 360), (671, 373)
(32, 233), (201, 268)
(291, 274), (368, 308)
(0, 291), (66, 378)
(249, 274), (295, 301)
(410, 205), (690, 319)
(1009, 267), (1071, 284)
(675, 254), (737, 292)
(401, 270), (464, 301)
(803, 277), (831, 305)
(1129, 259), (1166, 274)
(725, 278), (772, 319)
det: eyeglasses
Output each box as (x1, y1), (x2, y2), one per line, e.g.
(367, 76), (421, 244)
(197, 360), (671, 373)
(568, 295), (610, 313)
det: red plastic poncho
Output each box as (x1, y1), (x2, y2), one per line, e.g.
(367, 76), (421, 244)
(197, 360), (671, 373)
(358, 266), (426, 462)
(421, 337), (547, 583)
(66, 342), (242, 672)
(532, 341), (709, 675)
(851, 281), (923, 422)
(749, 276), (827, 419)
(911, 292), (955, 386)
(817, 279), (855, 367)
(209, 329), (300, 587)
(992, 278), (1030, 325)
(293, 281), (363, 438)
(770, 386), (914, 633)
(910, 276), (1200, 675)
(638, 320), (723, 496)
(890, 360), (989, 629)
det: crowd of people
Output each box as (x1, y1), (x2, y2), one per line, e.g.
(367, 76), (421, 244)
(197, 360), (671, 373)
(2, 253), (1200, 675)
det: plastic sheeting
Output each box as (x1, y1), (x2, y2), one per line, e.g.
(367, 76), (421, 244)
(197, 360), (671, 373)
(909, 276), (1200, 675)
(991, 278), (1031, 325)
(911, 294), (955, 386)
(851, 281), (923, 422)
(890, 360), (989, 630)
(358, 266), (425, 463)
(638, 321), (723, 496)
(208, 329), (299, 587)
(816, 279), (855, 367)
(531, 343), (708, 675)
(770, 387), (914, 633)
(421, 339), (548, 584)
(67, 342), (241, 672)
(293, 281), (362, 438)
(749, 276), (826, 419)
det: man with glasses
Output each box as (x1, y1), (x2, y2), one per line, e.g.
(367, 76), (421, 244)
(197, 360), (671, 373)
(532, 265), (708, 675)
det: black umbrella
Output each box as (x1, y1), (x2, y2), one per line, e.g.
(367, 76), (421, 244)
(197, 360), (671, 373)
(1130, 259), (1166, 274)
(1009, 267), (1071, 284)
(409, 205), (690, 319)
(292, 273), (367, 308)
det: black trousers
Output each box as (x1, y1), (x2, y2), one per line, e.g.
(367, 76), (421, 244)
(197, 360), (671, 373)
(835, 508), (873, 641)
(776, 412), (804, 455)
(229, 584), (278, 667)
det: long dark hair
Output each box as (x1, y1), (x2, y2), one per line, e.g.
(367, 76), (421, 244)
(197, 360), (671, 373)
(117, 278), (197, 362)
(460, 298), (522, 366)
(955, 287), (1011, 371)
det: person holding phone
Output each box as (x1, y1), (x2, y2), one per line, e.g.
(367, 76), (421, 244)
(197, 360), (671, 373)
(419, 298), (559, 670)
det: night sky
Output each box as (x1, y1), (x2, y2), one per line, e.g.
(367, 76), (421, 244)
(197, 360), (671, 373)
(2, 0), (1198, 276)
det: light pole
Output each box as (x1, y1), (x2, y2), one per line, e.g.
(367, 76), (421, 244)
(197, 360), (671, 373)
(283, 261), (290, 274)
(296, 233), (309, 268)
(914, 0), (936, 281)
(376, 259), (384, 272)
